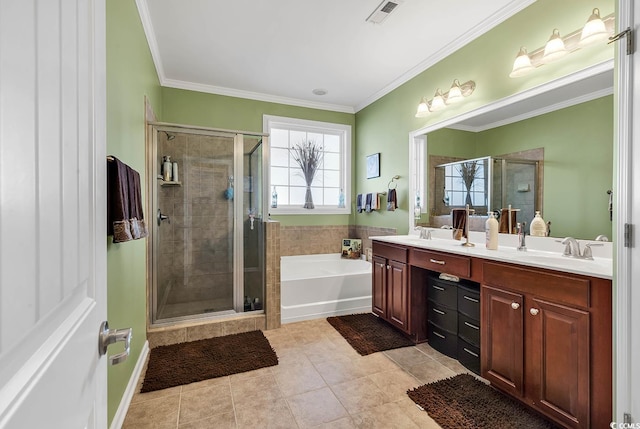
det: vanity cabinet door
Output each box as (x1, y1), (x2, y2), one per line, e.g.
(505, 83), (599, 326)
(481, 285), (524, 398)
(528, 298), (590, 429)
(372, 256), (387, 318)
(387, 260), (409, 332)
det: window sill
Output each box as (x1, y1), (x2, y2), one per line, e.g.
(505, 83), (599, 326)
(269, 207), (351, 215)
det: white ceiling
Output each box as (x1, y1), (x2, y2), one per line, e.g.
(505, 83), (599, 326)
(138, 0), (535, 113)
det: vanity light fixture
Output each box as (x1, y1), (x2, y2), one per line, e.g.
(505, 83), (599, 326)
(414, 80), (476, 117)
(509, 8), (614, 78)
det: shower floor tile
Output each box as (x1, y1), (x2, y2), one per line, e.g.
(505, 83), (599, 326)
(123, 318), (471, 428)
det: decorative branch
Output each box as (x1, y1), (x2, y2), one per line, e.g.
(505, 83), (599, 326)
(290, 140), (323, 208)
(457, 161), (481, 191)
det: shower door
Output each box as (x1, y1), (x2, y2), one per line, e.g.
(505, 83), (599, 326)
(491, 158), (540, 226)
(150, 126), (266, 324)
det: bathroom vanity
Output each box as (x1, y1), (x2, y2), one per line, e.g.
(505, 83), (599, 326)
(371, 234), (612, 429)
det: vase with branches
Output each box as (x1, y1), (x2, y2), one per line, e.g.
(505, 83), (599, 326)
(457, 161), (481, 207)
(290, 140), (323, 209)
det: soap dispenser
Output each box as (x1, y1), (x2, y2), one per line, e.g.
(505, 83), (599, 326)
(530, 211), (547, 237)
(485, 211), (499, 250)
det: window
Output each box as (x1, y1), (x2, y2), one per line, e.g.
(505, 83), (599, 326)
(264, 115), (351, 214)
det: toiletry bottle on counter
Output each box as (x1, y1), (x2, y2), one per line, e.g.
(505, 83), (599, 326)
(530, 211), (547, 237)
(485, 211), (499, 250)
(162, 156), (172, 181)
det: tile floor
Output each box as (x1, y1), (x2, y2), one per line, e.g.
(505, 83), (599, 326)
(123, 318), (473, 428)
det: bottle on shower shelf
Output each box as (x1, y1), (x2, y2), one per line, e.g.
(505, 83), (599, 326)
(271, 186), (278, 208)
(162, 155), (172, 181)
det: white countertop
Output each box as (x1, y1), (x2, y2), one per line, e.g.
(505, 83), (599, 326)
(371, 231), (613, 280)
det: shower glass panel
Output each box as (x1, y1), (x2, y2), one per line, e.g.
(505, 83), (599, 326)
(150, 126), (267, 325)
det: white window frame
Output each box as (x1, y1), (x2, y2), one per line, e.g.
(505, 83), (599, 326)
(264, 115), (351, 215)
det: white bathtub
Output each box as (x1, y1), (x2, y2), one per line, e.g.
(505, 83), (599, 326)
(280, 253), (372, 324)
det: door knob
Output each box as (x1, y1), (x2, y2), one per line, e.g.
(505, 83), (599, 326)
(511, 302), (520, 310)
(98, 321), (132, 365)
(157, 208), (170, 226)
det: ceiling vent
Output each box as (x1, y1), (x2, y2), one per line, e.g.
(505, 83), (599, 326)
(366, 0), (403, 24)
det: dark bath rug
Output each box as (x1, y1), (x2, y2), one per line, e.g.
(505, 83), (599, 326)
(407, 373), (561, 429)
(327, 313), (414, 356)
(141, 330), (278, 392)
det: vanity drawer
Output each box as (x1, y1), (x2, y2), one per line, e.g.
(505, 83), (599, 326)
(410, 248), (471, 278)
(457, 283), (480, 320)
(428, 322), (457, 358)
(428, 301), (457, 333)
(457, 338), (480, 375)
(428, 277), (457, 307)
(458, 313), (480, 346)
(482, 261), (590, 309)
(372, 241), (407, 263)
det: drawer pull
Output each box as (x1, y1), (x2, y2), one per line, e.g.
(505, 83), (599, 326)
(463, 347), (479, 358)
(463, 295), (479, 303)
(432, 285), (445, 291)
(433, 308), (446, 315)
(432, 331), (446, 339)
(530, 308), (540, 316)
(429, 258), (446, 265)
(464, 321), (479, 330)
(376, 263), (385, 268)
(511, 302), (520, 310)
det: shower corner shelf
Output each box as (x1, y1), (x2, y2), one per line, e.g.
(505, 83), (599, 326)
(160, 180), (182, 187)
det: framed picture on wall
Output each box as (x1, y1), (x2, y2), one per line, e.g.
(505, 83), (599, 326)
(366, 153), (380, 179)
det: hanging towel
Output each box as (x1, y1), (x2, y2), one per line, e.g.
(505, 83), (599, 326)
(365, 193), (373, 212)
(451, 208), (467, 240)
(386, 189), (397, 211)
(107, 156), (148, 243)
(371, 193), (379, 211)
(356, 194), (363, 213)
(499, 208), (517, 234)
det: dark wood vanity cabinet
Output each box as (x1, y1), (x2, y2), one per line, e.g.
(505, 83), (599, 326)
(372, 242), (427, 342)
(481, 261), (611, 429)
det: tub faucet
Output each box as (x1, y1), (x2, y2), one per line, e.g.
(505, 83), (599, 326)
(414, 226), (432, 240)
(517, 222), (527, 251)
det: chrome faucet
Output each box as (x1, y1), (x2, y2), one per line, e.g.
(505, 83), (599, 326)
(414, 226), (432, 240)
(517, 222), (527, 251)
(560, 237), (581, 257)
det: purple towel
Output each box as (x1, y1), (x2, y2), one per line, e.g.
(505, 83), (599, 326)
(107, 156), (148, 243)
(365, 193), (373, 212)
(386, 189), (397, 211)
(356, 194), (363, 213)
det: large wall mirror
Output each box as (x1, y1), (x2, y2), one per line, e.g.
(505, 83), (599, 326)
(410, 62), (613, 241)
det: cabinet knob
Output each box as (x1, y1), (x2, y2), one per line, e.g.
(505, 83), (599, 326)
(530, 308), (540, 316)
(511, 302), (520, 310)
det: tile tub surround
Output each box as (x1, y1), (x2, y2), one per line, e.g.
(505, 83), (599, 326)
(279, 225), (396, 257)
(125, 318), (469, 428)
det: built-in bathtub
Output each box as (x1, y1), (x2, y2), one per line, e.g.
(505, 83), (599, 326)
(280, 253), (372, 324)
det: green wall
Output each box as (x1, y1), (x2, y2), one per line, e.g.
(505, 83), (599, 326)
(355, 0), (614, 233)
(161, 88), (356, 226)
(423, 97), (613, 239)
(106, 0), (162, 425)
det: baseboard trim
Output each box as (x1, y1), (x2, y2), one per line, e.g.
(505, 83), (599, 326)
(110, 340), (149, 429)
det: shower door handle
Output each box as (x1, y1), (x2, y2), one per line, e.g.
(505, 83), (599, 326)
(157, 208), (170, 226)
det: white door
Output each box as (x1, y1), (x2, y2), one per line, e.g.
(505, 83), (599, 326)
(616, 0), (639, 424)
(0, 0), (108, 428)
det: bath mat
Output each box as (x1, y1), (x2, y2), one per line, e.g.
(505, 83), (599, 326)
(407, 374), (561, 429)
(327, 313), (414, 356)
(141, 330), (278, 392)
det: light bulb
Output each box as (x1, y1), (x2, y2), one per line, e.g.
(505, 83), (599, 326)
(509, 47), (535, 78)
(579, 8), (608, 47)
(415, 97), (429, 117)
(542, 29), (568, 64)
(429, 89), (446, 111)
(445, 80), (463, 104)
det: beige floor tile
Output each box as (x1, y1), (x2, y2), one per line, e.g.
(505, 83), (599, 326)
(351, 401), (420, 429)
(179, 384), (234, 424)
(273, 361), (327, 397)
(287, 387), (349, 428)
(367, 369), (422, 402)
(181, 375), (230, 392)
(314, 356), (367, 385)
(178, 411), (237, 429)
(311, 416), (356, 428)
(330, 377), (390, 415)
(235, 396), (298, 429)
(355, 352), (397, 375)
(231, 373), (283, 408)
(383, 347), (432, 368)
(122, 394), (180, 429)
(131, 384), (182, 405)
(405, 359), (457, 384)
(395, 396), (443, 429)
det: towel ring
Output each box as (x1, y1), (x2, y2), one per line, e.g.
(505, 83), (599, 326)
(388, 175), (400, 189)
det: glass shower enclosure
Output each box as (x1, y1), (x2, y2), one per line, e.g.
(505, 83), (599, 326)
(148, 124), (268, 325)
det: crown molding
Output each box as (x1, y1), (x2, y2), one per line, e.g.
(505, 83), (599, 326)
(135, 0), (166, 83)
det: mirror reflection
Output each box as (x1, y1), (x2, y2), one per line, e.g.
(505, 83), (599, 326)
(415, 70), (613, 241)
